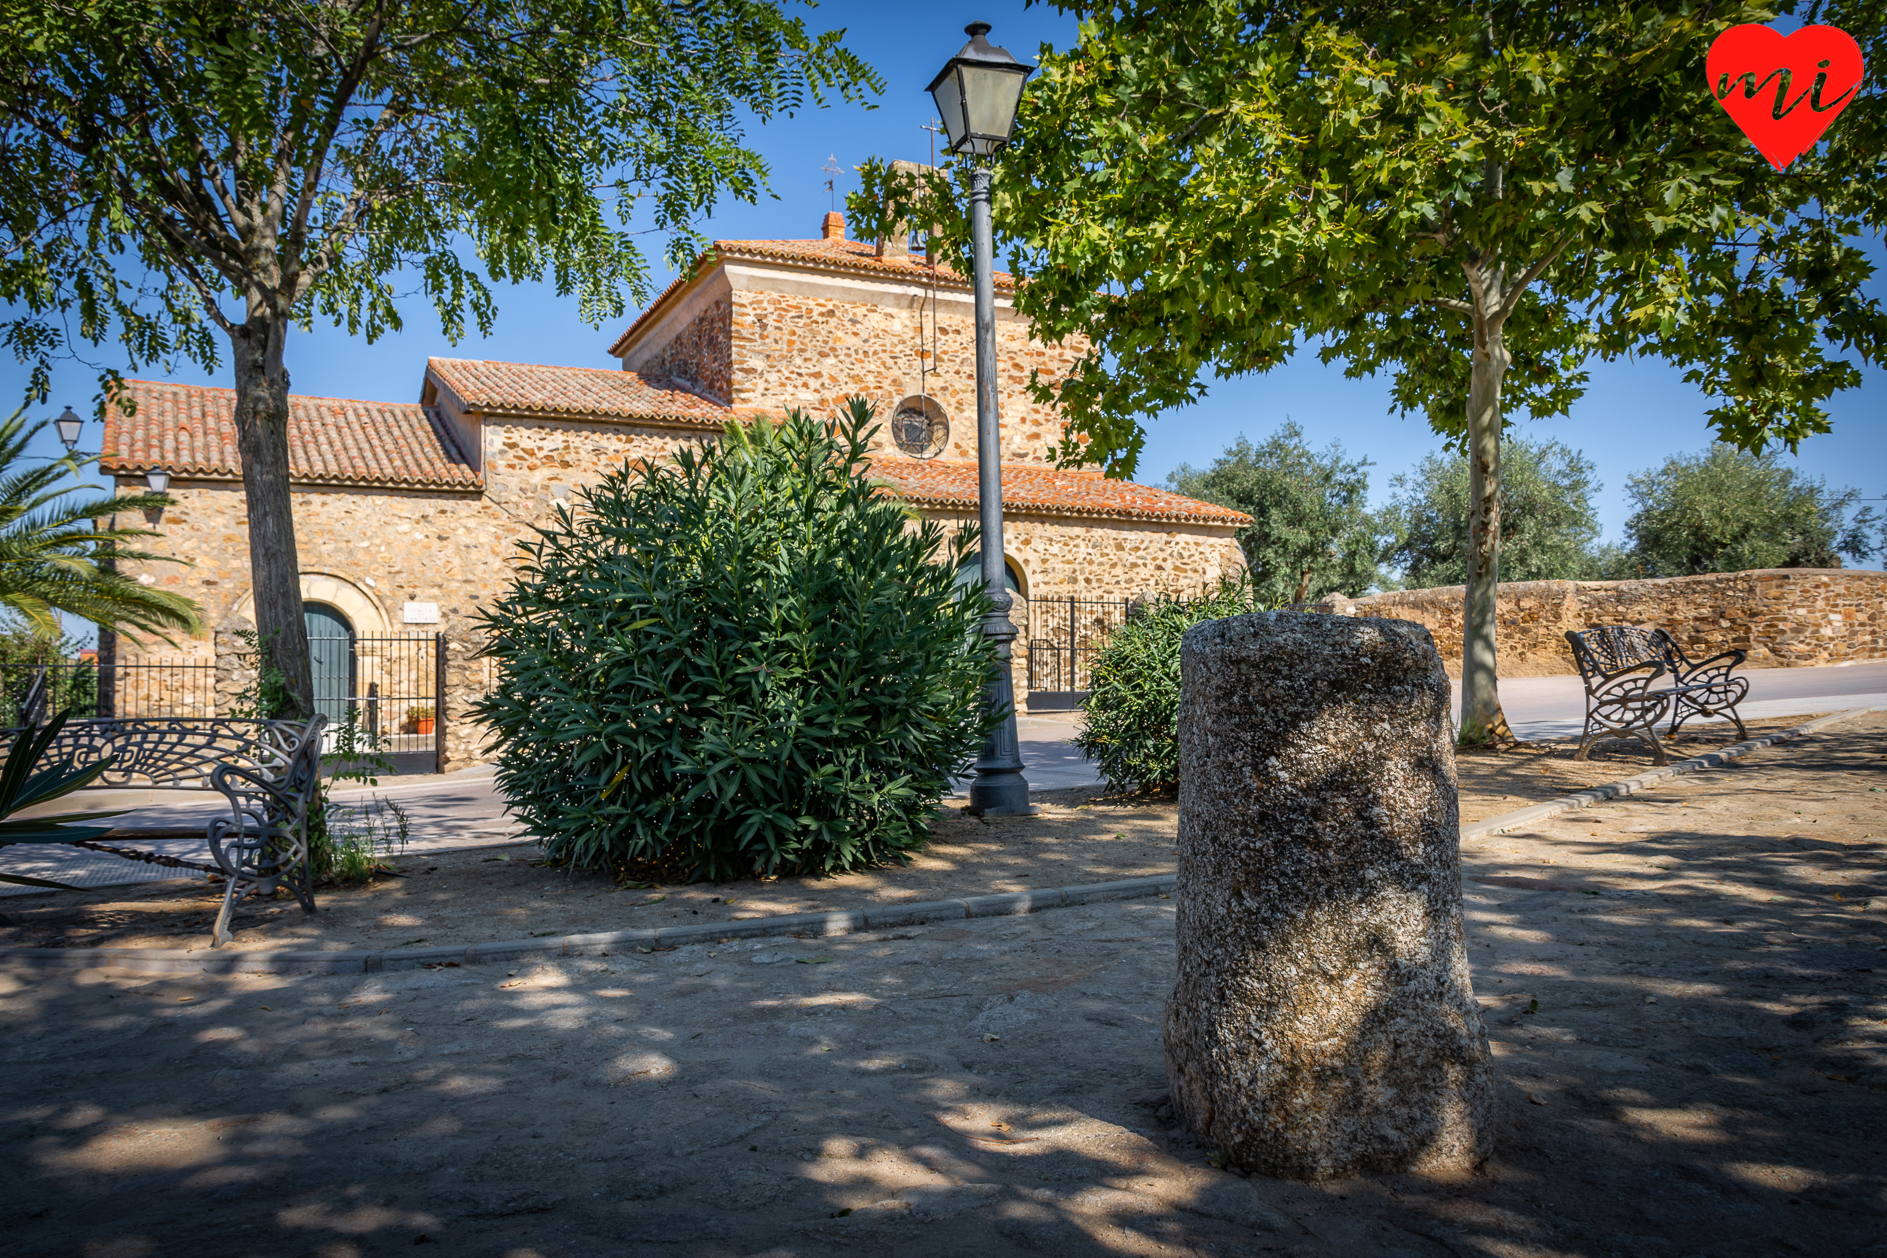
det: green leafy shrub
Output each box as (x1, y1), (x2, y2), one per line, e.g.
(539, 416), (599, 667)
(473, 401), (997, 882)
(1074, 579), (1265, 793)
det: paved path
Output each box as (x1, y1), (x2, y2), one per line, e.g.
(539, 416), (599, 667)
(7, 661), (1883, 895)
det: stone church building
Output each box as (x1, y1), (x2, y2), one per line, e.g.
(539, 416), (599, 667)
(102, 213), (1248, 769)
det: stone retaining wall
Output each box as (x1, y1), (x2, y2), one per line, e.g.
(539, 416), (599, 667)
(1312, 569), (1887, 677)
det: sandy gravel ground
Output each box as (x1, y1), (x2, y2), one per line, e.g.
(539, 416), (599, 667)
(0, 714), (1883, 1256)
(0, 714), (1831, 954)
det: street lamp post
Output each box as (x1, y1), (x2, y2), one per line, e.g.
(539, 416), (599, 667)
(927, 22), (1034, 817)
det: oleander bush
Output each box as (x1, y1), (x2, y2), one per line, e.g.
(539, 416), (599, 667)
(474, 400), (998, 882)
(1074, 578), (1265, 793)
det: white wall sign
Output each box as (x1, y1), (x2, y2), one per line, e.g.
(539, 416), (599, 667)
(402, 601), (440, 625)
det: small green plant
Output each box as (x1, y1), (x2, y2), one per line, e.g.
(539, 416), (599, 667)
(474, 399), (998, 882)
(405, 705), (434, 722)
(1074, 577), (1266, 794)
(309, 709), (409, 887)
(229, 628), (293, 719)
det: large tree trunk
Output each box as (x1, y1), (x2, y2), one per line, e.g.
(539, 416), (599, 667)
(229, 315), (314, 720)
(1460, 317), (1513, 744)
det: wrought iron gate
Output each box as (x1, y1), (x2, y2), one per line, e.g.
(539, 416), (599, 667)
(310, 633), (447, 773)
(1025, 597), (1131, 701)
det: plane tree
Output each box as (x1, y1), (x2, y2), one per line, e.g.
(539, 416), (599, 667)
(860, 0), (1885, 741)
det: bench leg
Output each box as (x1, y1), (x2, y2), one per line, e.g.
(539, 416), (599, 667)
(211, 876), (247, 947)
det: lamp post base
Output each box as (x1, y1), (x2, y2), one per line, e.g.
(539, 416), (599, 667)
(966, 772), (1036, 817)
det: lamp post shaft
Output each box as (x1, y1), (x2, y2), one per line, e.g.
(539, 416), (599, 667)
(966, 165), (1032, 816)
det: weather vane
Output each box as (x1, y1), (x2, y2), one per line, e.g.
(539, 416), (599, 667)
(822, 154), (842, 209)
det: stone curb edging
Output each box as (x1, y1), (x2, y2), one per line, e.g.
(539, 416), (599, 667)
(1460, 706), (1877, 841)
(0, 875), (1179, 977)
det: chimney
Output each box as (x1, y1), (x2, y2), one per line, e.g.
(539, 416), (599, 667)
(821, 211), (846, 240)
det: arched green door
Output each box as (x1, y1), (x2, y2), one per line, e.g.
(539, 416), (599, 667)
(304, 602), (355, 730)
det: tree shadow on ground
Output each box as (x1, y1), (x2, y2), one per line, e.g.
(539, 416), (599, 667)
(2, 728), (1883, 1256)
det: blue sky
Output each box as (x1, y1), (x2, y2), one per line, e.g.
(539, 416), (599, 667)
(5, 0), (1882, 560)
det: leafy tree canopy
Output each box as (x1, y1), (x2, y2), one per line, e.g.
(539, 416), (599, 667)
(1165, 421), (1381, 603)
(981, 0), (1887, 474)
(0, 0), (881, 403)
(1619, 446), (1881, 575)
(1381, 436), (1605, 587)
(0, 0), (879, 717)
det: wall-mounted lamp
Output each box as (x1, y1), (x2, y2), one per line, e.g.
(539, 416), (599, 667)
(54, 407), (83, 452)
(144, 469), (170, 494)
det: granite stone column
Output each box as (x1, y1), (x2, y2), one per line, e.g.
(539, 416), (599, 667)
(1164, 612), (1494, 1180)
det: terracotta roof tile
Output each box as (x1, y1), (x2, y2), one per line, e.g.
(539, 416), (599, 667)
(101, 380), (479, 490)
(871, 458), (1250, 526)
(426, 357), (742, 423)
(609, 238), (1012, 357)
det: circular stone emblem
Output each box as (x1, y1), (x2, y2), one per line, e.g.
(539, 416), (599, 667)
(891, 398), (949, 459)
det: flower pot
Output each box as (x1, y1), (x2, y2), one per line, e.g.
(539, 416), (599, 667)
(414, 718), (435, 735)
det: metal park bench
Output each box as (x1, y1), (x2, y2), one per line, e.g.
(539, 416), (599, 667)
(1563, 626), (1748, 766)
(2, 716), (327, 945)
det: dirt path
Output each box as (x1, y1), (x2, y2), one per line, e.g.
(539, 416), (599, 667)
(0, 713), (1836, 954)
(1, 713), (1883, 1256)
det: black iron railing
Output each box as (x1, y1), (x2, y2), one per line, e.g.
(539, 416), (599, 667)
(3, 657), (219, 723)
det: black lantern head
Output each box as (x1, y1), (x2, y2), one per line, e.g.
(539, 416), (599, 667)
(145, 468), (170, 495)
(54, 407), (82, 451)
(925, 21), (1033, 157)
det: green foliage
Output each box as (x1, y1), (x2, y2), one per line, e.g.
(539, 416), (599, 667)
(227, 629), (295, 720)
(1381, 438), (1605, 587)
(0, 0), (883, 407)
(310, 706), (410, 887)
(1166, 423), (1383, 604)
(0, 623), (95, 724)
(0, 713), (124, 889)
(1074, 579), (1266, 794)
(473, 401), (999, 883)
(0, 409), (198, 639)
(1618, 447), (1881, 576)
(968, 0), (1887, 473)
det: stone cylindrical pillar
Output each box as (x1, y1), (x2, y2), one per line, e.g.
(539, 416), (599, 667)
(1164, 612), (1493, 1181)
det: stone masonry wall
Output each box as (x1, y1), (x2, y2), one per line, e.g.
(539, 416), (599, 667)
(728, 288), (1086, 466)
(114, 417), (728, 769)
(118, 419), (1241, 767)
(1321, 569), (1887, 677)
(643, 295), (732, 404)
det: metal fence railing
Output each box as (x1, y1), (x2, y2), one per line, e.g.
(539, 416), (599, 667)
(310, 634), (444, 764)
(0, 632), (449, 772)
(1025, 597), (1133, 695)
(1, 657), (221, 724)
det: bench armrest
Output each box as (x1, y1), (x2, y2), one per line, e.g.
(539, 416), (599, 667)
(1671, 648), (1745, 684)
(1584, 658), (1668, 690)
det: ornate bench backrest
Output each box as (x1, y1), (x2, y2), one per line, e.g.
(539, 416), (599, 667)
(0, 717), (321, 790)
(1566, 625), (1666, 682)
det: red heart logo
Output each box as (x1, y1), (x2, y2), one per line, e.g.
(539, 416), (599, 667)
(1708, 24), (1864, 170)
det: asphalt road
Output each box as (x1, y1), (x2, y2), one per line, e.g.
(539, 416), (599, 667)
(5, 660), (1883, 895)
